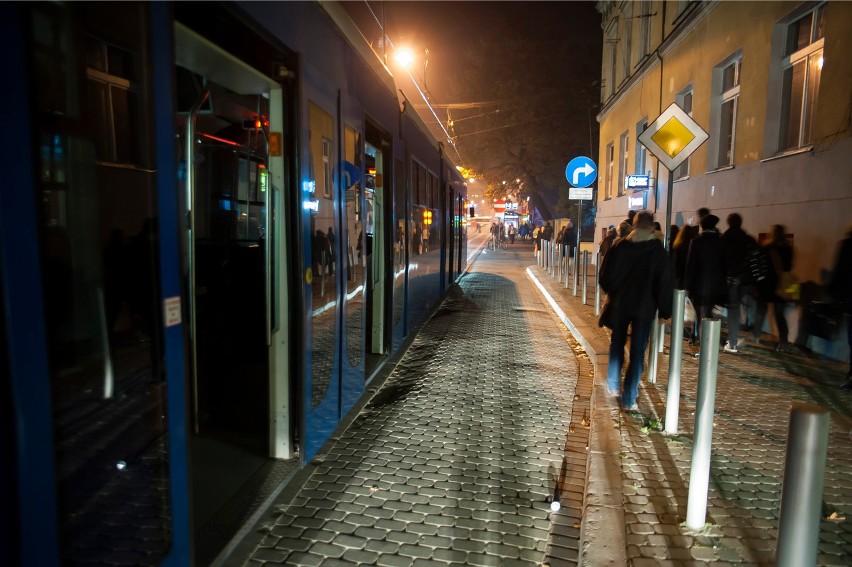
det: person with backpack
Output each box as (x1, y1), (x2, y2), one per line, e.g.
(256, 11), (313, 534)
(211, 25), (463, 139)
(685, 214), (726, 349)
(721, 213), (758, 353)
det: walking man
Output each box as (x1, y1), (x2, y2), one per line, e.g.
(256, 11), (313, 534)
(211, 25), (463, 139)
(599, 211), (673, 411)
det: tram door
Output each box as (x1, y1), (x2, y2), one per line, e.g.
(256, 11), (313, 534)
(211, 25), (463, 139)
(364, 134), (391, 377)
(175, 24), (290, 539)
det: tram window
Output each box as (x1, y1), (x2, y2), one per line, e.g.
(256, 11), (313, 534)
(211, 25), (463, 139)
(175, 66), (213, 114)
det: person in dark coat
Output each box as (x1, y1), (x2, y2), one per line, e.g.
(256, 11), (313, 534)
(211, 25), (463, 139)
(828, 227), (852, 387)
(720, 213), (758, 353)
(753, 224), (794, 350)
(685, 214), (726, 345)
(599, 225), (617, 259)
(671, 225), (698, 287)
(599, 211), (674, 411)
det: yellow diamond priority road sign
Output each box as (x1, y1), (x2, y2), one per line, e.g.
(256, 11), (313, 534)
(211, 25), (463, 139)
(638, 102), (708, 171)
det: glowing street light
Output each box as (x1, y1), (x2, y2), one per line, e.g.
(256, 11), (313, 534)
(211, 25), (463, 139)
(395, 47), (414, 68)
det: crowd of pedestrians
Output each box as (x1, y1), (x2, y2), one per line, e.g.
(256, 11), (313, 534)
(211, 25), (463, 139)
(597, 207), (852, 408)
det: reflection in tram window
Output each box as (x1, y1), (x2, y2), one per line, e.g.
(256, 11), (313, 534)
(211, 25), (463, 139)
(344, 126), (364, 367)
(308, 102), (337, 407)
(30, 3), (172, 563)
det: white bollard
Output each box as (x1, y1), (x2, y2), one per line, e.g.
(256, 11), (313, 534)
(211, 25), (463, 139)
(665, 290), (686, 434)
(686, 318), (721, 530)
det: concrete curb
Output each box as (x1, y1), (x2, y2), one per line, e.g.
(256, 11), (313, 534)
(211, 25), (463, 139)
(526, 266), (627, 566)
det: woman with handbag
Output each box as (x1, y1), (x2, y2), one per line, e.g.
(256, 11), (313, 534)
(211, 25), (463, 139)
(753, 224), (795, 351)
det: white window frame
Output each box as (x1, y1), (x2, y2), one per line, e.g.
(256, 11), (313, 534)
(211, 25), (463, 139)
(674, 86), (693, 179)
(635, 118), (648, 176)
(620, 4), (632, 83)
(778, 3), (825, 151)
(605, 142), (615, 199)
(603, 20), (618, 100)
(636, 1), (652, 66)
(618, 131), (629, 196)
(709, 53), (741, 169)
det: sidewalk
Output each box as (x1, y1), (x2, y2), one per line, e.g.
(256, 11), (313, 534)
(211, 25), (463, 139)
(528, 260), (852, 566)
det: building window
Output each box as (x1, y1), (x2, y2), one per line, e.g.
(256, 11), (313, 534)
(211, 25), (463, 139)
(605, 142), (615, 199)
(603, 20), (617, 100)
(620, 4), (632, 82)
(637, 1), (652, 62)
(618, 131), (629, 196)
(711, 53), (741, 168)
(635, 118), (648, 176)
(674, 86), (693, 179)
(779, 3), (825, 151)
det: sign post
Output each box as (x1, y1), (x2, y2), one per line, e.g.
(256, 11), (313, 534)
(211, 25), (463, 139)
(638, 103), (709, 249)
(565, 156), (597, 252)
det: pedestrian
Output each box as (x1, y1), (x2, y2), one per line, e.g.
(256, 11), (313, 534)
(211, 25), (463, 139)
(326, 226), (336, 275)
(685, 214), (726, 348)
(671, 224), (699, 289)
(828, 226), (852, 388)
(624, 209), (637, 227)
(652, 221), (665, 244)
(542, 221), (554, 242)
(490, 222), (500, 251)
(753, 224), (795, 350)
(598, 211), (674, 411)
(614, 221), (632, 244)
(599, 225), (617, 259)
(720, 213), (758, 353)
(508, 223), (516, 244)
(668, 224), (679, 252)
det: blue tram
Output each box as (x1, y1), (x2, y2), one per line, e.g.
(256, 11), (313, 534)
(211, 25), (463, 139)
(0, 2), (468, 564)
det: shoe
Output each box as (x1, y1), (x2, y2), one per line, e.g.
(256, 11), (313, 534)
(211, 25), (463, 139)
(605, 387), (620, 398)
(723, 342), (738, 354)
(624, 403), (639, 412)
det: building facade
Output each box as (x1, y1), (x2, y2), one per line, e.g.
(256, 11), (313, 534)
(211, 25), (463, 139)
(595, 0), (852, 357)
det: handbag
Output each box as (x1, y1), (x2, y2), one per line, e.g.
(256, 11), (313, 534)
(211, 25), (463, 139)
(684, 296), (697, 324)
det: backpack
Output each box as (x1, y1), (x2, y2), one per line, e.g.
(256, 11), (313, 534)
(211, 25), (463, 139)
(742, 246), (770, 285)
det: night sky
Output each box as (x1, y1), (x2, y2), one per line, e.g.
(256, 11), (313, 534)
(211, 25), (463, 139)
(341, 1), (603, 214)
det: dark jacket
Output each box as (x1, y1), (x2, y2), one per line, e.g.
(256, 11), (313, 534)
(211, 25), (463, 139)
(685, 228), (726, 307)
(599, 228), (674, 322)
(721, 226), (757, 280)
(761, 242), (794, 301)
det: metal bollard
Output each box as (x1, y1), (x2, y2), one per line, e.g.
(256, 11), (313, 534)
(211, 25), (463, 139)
(776, 403), (830, 567)
(665, 290), (687, 434)
(647, 312), (659, 384)
(573, 249), (579, 295)
(658, 323), (666, 353)
(685, 318), (721, 530)
(594, 252), (601, 316)
(550, 242), (555, 277)
(582, 251), (589, 304)
(564, 247), (572, 289)
(556, 244), (562, 280)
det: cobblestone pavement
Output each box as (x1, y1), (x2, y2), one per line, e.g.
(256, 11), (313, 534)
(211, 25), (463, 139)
(529, 261), (852, 566)
(228, 239), (592, 566)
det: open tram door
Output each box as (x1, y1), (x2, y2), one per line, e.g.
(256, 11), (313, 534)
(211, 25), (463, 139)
(174, 22), (293, 561)
(364, 125), (392, 379)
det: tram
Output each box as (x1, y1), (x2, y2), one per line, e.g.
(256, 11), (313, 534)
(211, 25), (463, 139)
(0, 2), (468, 564)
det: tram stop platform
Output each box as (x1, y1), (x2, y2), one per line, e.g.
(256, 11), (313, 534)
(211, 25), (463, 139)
(221, 235), (852, 567)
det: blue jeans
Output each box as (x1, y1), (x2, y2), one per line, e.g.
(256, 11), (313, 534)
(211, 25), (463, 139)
(607, 317), (653, 407)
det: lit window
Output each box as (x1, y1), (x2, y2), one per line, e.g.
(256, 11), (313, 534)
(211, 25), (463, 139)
(635, 118), (648, 176)
(778, 3), (825, 150)
(618, 131), (629, 196)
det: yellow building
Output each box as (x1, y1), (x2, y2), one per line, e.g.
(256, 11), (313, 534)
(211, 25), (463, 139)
(595, 0), (852, 291)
